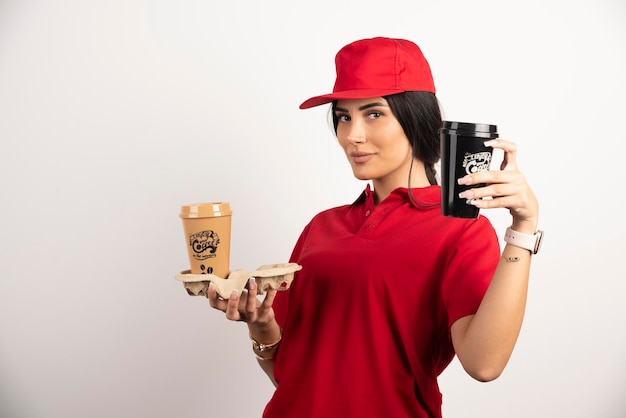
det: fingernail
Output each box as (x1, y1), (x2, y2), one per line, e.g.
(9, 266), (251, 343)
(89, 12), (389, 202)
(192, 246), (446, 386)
(208, 282), (215, 292)
(457, 176), (471, 185)
(484, 139), (497, 146)
(248, 277), (256, 290)
(230, 290), (238, 300)
(459, 190), (474, 199)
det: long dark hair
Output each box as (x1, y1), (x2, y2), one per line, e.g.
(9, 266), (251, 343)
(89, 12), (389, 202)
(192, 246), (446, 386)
(331, 91), (442, 185)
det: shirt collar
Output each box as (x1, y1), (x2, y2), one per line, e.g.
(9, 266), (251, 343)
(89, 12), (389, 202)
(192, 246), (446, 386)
(351, 184), (441, 209)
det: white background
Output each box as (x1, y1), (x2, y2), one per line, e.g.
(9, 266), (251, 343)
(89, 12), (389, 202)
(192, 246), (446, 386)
(1, 0), (625, 417)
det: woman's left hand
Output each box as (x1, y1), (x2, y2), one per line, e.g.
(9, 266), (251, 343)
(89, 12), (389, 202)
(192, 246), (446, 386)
(457, 138), (539, 233)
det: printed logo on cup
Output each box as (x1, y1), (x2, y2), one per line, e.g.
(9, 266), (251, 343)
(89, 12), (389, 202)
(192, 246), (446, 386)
(189, 230), (220, 260)
(463, 152), (492, 175)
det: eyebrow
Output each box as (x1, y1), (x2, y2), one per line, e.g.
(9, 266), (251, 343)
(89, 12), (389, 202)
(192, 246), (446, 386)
(334, 102), (389, 113)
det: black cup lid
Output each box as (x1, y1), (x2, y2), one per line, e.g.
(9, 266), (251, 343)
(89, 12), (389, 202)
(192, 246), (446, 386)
(441, 121), (498, 138)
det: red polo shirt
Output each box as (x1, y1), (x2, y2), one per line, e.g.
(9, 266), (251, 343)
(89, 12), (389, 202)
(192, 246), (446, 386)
(265, 185), (499, 418)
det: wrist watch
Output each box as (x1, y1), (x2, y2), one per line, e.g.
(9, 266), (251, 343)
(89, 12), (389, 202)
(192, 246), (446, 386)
(504, 227), (543, 254)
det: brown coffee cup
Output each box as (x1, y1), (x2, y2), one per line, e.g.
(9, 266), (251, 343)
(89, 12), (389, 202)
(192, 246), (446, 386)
(179, 202), (232, 277)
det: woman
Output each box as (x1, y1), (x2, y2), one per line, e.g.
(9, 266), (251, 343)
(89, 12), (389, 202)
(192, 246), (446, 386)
(207, 37), (540, 418)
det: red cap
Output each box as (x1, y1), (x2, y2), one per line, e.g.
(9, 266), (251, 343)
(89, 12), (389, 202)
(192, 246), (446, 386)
(299, 37), (436, 109)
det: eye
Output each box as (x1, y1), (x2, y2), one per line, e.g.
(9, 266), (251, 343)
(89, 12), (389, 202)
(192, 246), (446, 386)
(335, 113), (350, 122)
(367, 110), (382, 119)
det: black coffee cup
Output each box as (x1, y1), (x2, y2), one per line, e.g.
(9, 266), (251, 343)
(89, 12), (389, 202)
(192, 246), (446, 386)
(440, 121), (498, 218)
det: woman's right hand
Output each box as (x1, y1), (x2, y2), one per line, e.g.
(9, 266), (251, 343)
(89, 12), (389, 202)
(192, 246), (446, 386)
(207, 278), (279, 332)
(208, 279), (281, 383)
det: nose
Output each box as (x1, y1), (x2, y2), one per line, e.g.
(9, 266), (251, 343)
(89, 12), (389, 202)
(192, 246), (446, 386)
(345, 119), (366, 144)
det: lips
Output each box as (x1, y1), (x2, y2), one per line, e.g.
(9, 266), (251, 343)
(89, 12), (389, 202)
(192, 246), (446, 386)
(350, 151), (375, 164)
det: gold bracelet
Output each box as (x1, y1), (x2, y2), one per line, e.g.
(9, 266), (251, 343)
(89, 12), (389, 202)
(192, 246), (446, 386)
(250, 329), (282, 352)
(254, 353), (276, 361)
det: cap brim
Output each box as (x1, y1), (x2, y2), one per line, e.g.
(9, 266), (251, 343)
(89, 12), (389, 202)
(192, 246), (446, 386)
(299, 88), (405, 109)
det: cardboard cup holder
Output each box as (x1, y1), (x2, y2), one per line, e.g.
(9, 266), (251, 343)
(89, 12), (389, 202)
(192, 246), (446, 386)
(175, 263), (302, 298)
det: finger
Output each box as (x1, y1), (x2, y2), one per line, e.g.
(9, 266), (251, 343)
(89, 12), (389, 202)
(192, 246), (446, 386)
(467, 193), (535, 217)
(485, 138), (517, 154)
(244, 278), (260, 321)
(261, 288), (278, 310)
(485, 138), (518, 171)
(207, 282), (226, 310)
(206, 281), (217, 303)
(225, 290), (242, 321)
(467, 195), (518, 210)
(466, 184), (538, 221)
(458, 169), (519, 188)
(459, 182), (517, 202)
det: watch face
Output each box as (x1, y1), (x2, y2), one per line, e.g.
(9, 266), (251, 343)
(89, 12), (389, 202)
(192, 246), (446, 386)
(534, 231), (544, 254)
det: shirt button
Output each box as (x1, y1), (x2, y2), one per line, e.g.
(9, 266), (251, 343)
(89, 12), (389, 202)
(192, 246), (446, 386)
(365, 210), (371, 216)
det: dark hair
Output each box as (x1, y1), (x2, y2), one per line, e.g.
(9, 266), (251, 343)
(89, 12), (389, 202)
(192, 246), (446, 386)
(331, 91), (442, 185)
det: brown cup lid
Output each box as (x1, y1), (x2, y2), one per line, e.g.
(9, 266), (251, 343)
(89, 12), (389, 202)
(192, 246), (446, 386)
(179, 202), (232, 218)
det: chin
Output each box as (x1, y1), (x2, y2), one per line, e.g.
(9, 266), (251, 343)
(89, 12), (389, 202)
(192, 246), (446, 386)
(350, 166), (375, 181)
(352, 172), (372, 181)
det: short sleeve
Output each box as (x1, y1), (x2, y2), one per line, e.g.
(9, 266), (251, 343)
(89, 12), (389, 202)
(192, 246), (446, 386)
(272, 222), (312, 329)
(441, 216), (500, 329)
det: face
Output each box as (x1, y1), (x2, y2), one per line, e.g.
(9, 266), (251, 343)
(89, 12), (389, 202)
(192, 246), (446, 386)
(334, 97), (413, 187)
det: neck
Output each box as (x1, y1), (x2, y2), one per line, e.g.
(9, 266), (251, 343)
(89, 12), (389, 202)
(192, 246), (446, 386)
(372, 158), (430, 205)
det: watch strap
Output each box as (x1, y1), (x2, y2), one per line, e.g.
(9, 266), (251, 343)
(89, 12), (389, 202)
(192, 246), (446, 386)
(504, 227), (543, 254)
